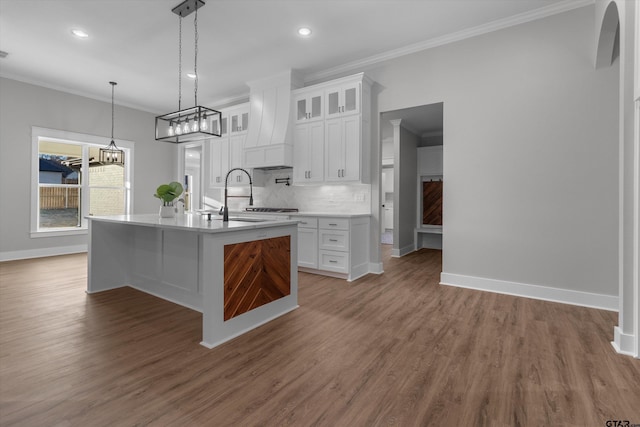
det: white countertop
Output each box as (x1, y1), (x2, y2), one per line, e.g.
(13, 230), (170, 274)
(227, 210), (371, 218)
(288, 212), (370, 218)
(88, 213), (299, 234)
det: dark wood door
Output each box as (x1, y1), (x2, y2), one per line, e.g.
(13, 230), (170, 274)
(423, 181), (443, 225)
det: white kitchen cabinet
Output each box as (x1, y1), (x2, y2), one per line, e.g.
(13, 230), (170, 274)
(326, 82), (359, 119)
(325, 115), (360, 182)
(210, 111), (229, 137)
(229, 104), (249, 134)
(296, 217), (318, 269)
(291, 73), (371, 185)
(294, 91), (323, 123)
(207, 137), (230, 187)
(228, 134), (246, 185)
(293, 121), (324, 184)
(291, 215), (370, 281)
(384, 205), (394, 230)
(206, 103), (256, 188)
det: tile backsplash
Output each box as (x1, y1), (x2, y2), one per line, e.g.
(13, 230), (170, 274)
(206, 169), (371, 214)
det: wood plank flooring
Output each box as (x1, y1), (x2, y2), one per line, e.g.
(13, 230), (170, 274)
(1, 248), (639, 426)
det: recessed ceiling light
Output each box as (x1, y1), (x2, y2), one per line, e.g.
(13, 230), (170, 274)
(71, 29), (89, 39)
(187, 73), (197, 79)
(297, 27), (312, 37)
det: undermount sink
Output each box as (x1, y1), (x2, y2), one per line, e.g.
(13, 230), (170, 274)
(209, 217), (269, 222)
(228, 217), (269, 222)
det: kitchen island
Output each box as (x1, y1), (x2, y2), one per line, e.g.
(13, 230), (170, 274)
(87, 213), (298, 348)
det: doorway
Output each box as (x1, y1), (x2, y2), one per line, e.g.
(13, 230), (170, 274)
(380, 102), (443, 264)
(182, 144), (203, 212)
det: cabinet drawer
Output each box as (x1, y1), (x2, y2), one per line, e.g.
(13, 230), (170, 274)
(294, 217), (318, 229)
(319, 230), (349, 251)
(319, 250), (349, 273)
(319, 218), (349, 230)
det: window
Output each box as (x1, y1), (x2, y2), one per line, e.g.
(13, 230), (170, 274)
(31, 127), (134, 237)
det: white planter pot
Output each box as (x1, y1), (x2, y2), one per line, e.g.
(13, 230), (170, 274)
(159, 205), (175, 218)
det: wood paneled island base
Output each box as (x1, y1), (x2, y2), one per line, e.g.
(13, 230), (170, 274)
(87, 214), (298, 348)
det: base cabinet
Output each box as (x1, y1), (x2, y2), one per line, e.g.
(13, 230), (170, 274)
(292, 215), (370, 281)
(297, 223), (318, 269)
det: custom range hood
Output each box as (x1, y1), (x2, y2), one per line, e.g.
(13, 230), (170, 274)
(243, 70), (302, 170)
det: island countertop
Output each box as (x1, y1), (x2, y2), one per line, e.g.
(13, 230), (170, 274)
(88, 213), (300, 233)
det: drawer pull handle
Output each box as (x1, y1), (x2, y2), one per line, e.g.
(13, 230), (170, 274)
(329, 260), (338, 263)
(329, 239), (338, 242)
(329, 223), (338, 226)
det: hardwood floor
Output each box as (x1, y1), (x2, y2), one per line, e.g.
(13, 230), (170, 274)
(1, 248), (639, 426)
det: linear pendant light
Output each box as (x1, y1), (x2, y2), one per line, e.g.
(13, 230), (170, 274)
(99, 81), (125, 165)
(155, 0), (222, 143)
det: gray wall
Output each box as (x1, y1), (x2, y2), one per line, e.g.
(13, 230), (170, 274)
(368, 6), (619, 296)
(0, 78), (175, 257)
(394, 125), (418, 256)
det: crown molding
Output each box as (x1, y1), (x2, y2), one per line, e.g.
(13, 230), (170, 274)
(1, 72), (250, 114)
(304, 0), (594, 83)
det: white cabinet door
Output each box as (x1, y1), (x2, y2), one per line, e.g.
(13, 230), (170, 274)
(228, 134), (246, 185)
(326, 82), (360, 119)
(229, 105), (249, 134)
(297, 227), (318, 269)
(384, 207), (394, 229)
(293, 121), (324, 184)
(294, 91), (323, 123)
(325, 116), (360, 182)
(208, 138), (229, 188)
(210, 112), (229, 137)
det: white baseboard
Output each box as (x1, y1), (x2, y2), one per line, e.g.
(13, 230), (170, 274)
(440, 272), (619, 312)
(392, 244), (415, 258)
(368, 262), (384, 275)
(612, 326), (637, 357)
(0, 244), (87, 262)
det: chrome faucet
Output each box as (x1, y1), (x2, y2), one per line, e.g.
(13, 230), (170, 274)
(222, 168), (254, 222)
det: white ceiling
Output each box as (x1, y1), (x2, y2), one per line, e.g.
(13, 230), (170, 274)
(0, 0), (588, 114)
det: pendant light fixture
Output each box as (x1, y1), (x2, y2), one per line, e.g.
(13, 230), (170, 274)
(155, 0), (221, 143)
(99, 81), (125, 165)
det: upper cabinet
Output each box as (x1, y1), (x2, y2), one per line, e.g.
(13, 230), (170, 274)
(206, 102), (251, 188)
(211, 111), (229, 137)
(294, 90), (323, 123)
(325, 82), (360, 119)
(293, 120), (324, 184)
(292, 73), (372, 184)
(228, 104), (249, 134)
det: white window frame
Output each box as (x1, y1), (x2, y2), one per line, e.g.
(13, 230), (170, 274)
(30, 126), (135, 238)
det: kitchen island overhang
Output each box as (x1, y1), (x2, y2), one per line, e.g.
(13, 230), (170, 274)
(87, 214), (299, 349)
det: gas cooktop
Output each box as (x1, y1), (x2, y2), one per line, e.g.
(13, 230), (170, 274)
(244, 207), (299, 213)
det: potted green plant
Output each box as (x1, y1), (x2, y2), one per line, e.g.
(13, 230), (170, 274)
(154, 181), (184, 218)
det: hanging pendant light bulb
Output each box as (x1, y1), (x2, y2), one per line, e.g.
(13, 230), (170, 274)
(155, 0), (222, 143)
(200, 113), (208, 131)
(99, 82), (125, 166)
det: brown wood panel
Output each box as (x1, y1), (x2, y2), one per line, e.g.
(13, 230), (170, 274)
(1, 249), (639, 426)
(423, 180), (443, 225)
(223, 236), (290, 321)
